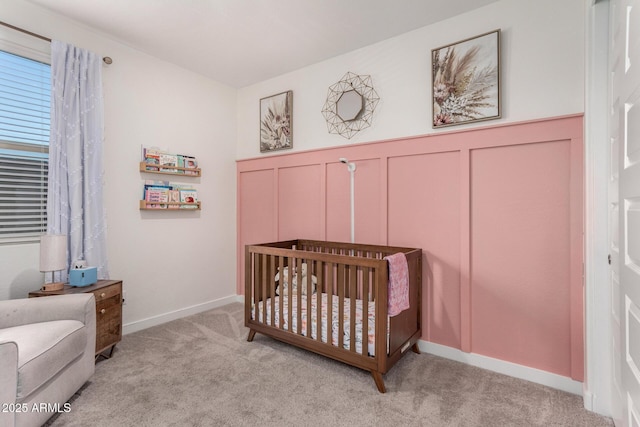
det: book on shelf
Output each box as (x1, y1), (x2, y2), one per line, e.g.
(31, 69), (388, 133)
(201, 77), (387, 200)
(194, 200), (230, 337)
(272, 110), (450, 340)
(182, 155), (198, 175)
(179, 189), (198, 208)
(159, 153), (178, 173)
(168, 190), (181, 209)
(144, 187), (169, 209)
(142, 180), (171, 200)
(142, 148), (161, 171)
(145, 188), (169, 202)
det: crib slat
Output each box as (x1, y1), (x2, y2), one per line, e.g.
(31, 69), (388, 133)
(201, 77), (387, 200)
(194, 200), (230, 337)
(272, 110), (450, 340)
(344, 261), (350, 299)
(296, 258), (303, 335)
(261, 253), (268, 324)
(338, 263), (345, 350)
(306, 259), (312, 339)
(316, 260), (323, 343)
(287, 256), (293, 332)
(278, 256), (284, 329)
(253, 253), (260, 323)
(362, 266), (369, 357)
(270, 255), (275, 327)
(327, 262), (333, 346)
(349, 265), (357, 353)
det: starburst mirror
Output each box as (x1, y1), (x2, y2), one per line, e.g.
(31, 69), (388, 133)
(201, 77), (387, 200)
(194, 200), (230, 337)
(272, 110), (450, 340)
(322, 72), (379, 139)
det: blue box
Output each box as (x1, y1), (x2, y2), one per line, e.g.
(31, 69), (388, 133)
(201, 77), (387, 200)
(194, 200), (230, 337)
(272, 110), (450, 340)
(69, 267), (97, 287)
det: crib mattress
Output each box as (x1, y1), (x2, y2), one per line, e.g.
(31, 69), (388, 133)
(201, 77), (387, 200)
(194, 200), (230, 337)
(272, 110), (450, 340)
(251, 293), (388, 356)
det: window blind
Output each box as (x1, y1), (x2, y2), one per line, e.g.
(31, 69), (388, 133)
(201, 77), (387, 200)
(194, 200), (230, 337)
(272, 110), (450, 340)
(0, 49), (50, 244)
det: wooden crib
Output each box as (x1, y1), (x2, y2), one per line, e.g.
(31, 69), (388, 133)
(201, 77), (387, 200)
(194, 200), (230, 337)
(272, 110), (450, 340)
(245, 239), (422, 393)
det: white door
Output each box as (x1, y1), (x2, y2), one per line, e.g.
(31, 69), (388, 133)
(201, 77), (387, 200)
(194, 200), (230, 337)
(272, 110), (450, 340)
(610, 0), (640, 425)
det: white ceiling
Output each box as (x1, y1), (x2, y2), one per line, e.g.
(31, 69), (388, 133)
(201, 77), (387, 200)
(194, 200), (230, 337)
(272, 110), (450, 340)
(26, 0), (498, 88)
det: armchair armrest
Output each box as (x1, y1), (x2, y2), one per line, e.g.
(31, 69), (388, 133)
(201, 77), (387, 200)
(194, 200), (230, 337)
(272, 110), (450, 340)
(0, 341), (18, 425)
(0, 294), (95, 330)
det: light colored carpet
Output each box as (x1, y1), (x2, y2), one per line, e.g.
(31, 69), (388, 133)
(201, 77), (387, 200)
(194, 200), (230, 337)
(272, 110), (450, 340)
(48, 302), (612, 426)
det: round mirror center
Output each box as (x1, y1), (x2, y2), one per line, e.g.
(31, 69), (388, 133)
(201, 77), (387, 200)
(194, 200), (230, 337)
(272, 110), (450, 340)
(336, 90), (364, 122)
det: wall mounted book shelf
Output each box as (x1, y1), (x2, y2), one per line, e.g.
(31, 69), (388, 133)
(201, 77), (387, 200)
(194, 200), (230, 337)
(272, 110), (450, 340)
(139, 200), (201, 210)
(139, 147), (201, 211)
(139, 162), (201, 177)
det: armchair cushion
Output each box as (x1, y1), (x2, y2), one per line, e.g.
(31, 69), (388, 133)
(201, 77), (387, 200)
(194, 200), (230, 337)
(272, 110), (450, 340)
(0, 320), (86, 399)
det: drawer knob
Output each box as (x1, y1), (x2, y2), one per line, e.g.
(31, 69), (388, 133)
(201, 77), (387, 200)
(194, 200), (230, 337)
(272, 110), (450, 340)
(100, 292), (106, 298)
(100, 308), (106, 314)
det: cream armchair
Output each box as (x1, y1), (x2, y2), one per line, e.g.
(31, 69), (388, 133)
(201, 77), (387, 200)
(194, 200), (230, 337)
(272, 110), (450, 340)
(0, 294), (96, 427)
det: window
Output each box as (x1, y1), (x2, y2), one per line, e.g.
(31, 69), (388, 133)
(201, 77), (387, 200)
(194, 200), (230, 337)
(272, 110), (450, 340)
(0, 49), (50, 244)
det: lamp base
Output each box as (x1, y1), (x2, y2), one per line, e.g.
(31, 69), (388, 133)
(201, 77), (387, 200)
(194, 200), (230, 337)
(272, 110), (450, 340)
(41, 282), (65, 292)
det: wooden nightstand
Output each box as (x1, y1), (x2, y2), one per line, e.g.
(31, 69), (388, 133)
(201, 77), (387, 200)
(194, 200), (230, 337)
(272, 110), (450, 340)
(29, 279), (123, 359)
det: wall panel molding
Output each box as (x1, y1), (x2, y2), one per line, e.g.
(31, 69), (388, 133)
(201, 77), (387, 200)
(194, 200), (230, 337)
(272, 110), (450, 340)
(237, 114), (584, 380)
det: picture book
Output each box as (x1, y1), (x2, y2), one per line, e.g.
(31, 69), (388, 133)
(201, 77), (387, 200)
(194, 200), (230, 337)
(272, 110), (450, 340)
(183, 156), (198, 175)
(159, 153), (178, 173)
(142, 180), (171, 200)
(168, 190), (181, 209)
(179, 189), (198, 208)
(145, 188), (169, 203)
(143, 148), (161, 171)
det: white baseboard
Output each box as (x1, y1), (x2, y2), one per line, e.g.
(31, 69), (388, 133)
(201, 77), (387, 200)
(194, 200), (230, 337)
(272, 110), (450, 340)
(583, 389), (594, 411)
(418, 340), (583, 396)
(122, 294), (239, 335)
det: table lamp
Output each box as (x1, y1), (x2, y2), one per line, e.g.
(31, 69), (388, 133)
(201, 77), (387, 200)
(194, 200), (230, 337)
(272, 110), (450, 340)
(39, 234), (67, 291)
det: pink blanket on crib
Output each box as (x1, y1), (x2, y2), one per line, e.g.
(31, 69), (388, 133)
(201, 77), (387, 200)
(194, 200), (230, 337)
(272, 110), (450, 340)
(384, 252), (410, 316)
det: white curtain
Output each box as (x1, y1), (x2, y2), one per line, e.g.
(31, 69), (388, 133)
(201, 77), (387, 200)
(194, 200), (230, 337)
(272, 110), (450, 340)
(47, 40), (109, 282)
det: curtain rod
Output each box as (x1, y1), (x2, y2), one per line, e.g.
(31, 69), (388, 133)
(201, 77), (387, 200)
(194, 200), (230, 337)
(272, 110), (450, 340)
(0, 20), (113, 64)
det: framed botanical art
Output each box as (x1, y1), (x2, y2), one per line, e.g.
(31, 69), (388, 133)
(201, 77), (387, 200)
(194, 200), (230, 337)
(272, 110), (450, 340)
(432, 29), (501, 128)
(260, 90), (293, 152)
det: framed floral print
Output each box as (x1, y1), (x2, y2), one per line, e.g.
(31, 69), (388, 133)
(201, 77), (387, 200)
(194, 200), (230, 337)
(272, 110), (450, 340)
(260, 90), (293, 152)
(432, 30), (501, 128)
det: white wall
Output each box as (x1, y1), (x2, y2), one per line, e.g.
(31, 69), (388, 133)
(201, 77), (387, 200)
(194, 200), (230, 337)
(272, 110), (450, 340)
(237, 0), (585, 159)
(1, 1), (238, 328)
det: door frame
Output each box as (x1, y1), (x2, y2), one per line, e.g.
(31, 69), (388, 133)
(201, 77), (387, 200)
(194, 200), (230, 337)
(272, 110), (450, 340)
(584, 0), (613, 416)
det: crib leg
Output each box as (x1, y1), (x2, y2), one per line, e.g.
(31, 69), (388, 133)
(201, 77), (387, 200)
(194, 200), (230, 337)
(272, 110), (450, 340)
(247, 329), (256, 342)
(371, 371), (386, 393)
(411, 343), (421, 354)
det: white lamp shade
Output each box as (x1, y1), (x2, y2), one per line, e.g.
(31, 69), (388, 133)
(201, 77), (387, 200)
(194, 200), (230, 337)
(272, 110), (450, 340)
(39, 234), (67, 272)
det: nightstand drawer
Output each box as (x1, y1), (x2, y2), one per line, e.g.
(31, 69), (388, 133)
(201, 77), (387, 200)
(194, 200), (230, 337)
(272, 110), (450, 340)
(96, 295), (121, 314)
(96, 302), (121, 354)
(92, 283), (121, 302)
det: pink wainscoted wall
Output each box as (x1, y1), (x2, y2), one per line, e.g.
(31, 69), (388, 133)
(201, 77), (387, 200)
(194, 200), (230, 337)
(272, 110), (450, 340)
(236, 114), (584, 381)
